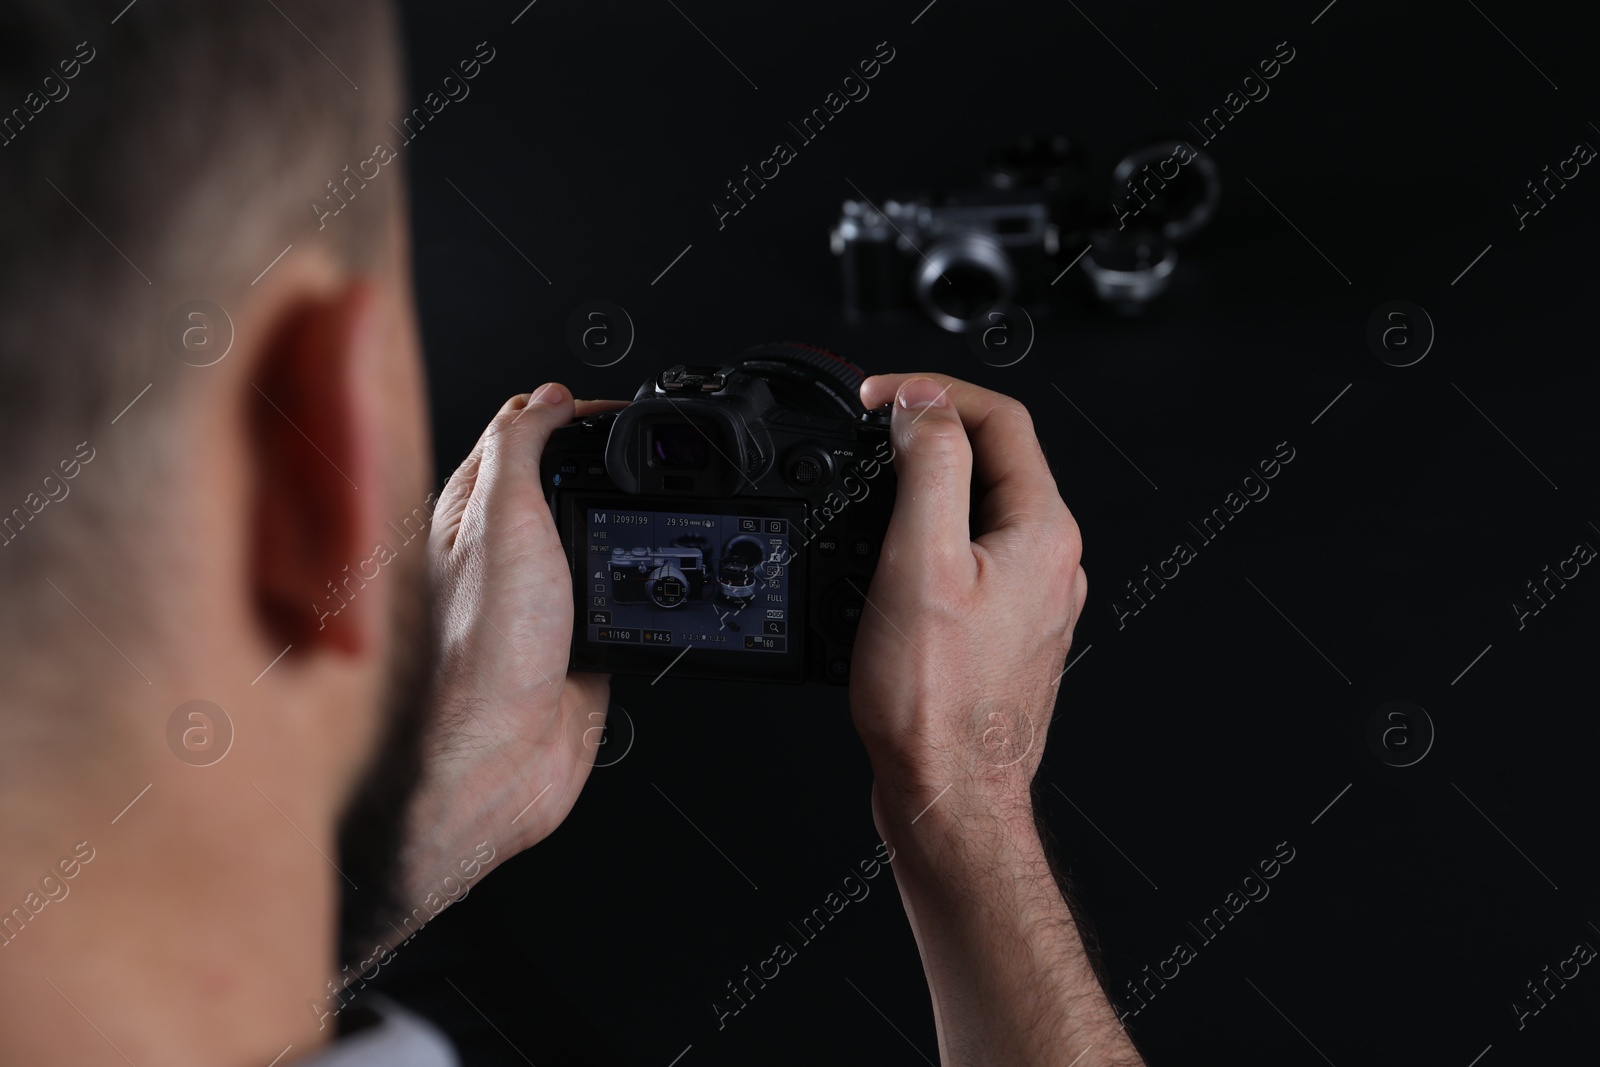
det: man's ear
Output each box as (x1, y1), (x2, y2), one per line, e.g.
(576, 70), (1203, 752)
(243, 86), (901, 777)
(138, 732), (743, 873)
(249, 281), (382, 657)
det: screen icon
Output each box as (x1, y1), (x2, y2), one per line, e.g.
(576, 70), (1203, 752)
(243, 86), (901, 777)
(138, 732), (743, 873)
(743, 635), (786, 652)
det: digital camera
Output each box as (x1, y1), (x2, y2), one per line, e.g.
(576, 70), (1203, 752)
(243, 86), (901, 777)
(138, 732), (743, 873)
(540, 343), (897, 685)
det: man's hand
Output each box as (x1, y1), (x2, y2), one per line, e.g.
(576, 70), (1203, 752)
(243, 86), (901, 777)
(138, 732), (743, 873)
(851, 373), (1085, 824)
(401, 384), (626, 901)
(850, 373), (1142, 1067)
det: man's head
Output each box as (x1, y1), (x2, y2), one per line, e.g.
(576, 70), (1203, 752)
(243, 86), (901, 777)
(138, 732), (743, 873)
(0, 1), (437, 1049)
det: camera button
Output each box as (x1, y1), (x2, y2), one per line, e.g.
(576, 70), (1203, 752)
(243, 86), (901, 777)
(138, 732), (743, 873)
(821, 579), (866, 643)
(816, 537), (838, 556)
(827, 656), (851, 681)
(784, 449), (834, 491)
(850, 537), (874, 558)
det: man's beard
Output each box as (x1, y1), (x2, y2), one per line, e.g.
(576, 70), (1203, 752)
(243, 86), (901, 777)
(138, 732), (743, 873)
(333, 551), (435, 968)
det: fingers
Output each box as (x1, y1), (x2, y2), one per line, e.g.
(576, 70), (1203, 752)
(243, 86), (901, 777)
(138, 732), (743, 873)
(431, 384), (575, 557)
(480, 381), (574, 489)
(863, 372), (1066, 547)
(879, 377), (978, 578)
(574, 398), (630, 419)
(430, 419), (493, 559)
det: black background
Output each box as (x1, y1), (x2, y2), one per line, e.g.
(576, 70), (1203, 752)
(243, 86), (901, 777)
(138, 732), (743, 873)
(372, 1), (1600, 1063)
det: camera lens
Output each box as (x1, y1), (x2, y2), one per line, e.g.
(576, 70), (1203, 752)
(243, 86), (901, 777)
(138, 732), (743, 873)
(732, 343), (870, 419)
(1109, 142), (1221, 243)
(717, 557), (757, 601)
(647, 562), (689, 607)
(1082, 226), (1177, 315)
(916, 232), (1017, 334)
(723, 534), (767, 567)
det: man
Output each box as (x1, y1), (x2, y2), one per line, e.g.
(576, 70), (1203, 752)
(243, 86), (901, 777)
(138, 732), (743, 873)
(0, 2), (1142, 1064)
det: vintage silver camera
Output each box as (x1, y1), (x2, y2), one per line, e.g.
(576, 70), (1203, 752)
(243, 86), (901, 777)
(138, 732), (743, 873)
(607, 545), (708, 608)
(831, 193), (1061, 333)
(832, 134), (1221, 327)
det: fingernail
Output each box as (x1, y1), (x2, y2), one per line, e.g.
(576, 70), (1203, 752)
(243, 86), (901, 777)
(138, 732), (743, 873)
(532, 382), (567, 405)
(897, 378), (948, 409)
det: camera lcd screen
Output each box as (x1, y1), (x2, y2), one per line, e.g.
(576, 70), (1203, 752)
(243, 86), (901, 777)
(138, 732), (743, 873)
(649, 423), (713, 470)
(580, 505), (796, 655)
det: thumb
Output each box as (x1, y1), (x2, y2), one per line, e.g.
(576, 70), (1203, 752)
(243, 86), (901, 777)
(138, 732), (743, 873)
(434, 383), (575, 559)
(881, 377), (976, 581)
(475, 382), (574, 500)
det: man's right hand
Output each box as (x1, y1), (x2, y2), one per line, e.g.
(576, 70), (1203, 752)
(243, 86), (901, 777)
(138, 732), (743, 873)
(849, 373), (1087, 830)
(847, 373), (1143, 1067)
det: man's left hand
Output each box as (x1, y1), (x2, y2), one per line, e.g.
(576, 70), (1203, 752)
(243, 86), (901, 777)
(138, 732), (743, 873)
(405, 383), (627, 896)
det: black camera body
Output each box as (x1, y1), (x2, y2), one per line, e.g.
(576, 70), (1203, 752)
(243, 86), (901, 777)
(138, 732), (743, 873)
(540, 344), (896, 685)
